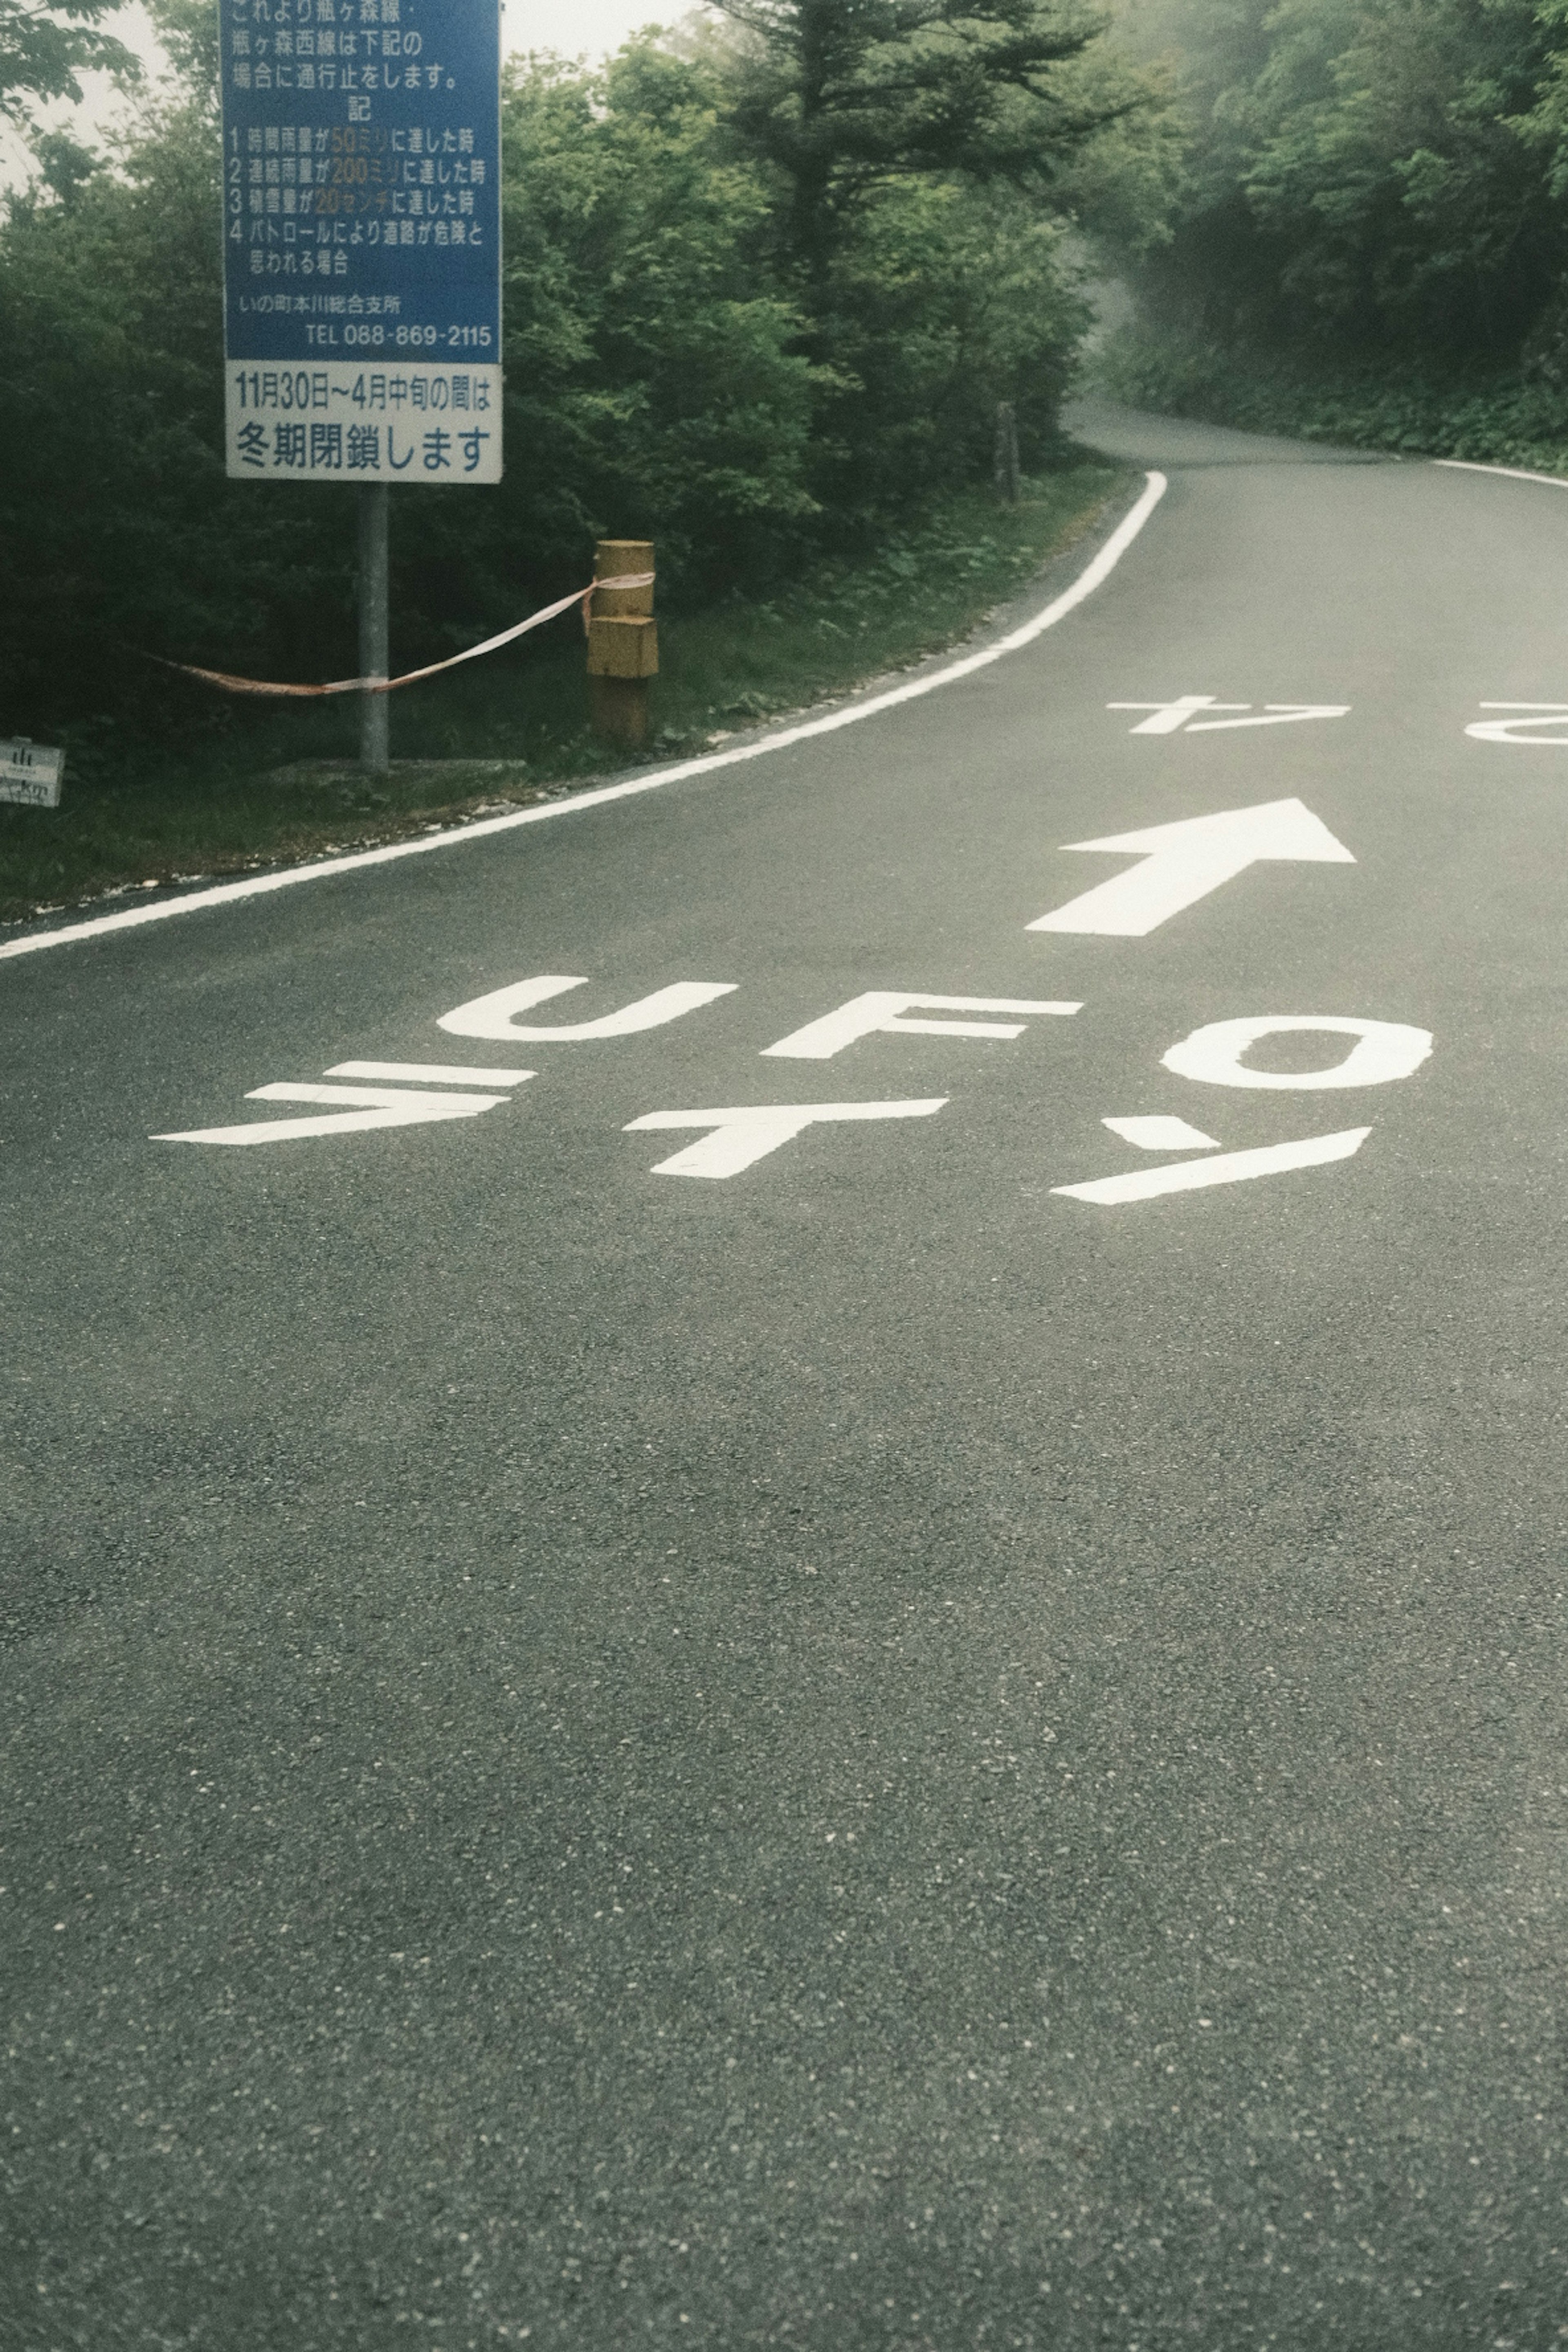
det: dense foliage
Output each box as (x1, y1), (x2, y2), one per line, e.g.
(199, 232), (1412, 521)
(0, 0), (1147, 734)
(1100, 0), (1568, 454)
(0, 0), (132, 121)
(718, 0), (1116, 280)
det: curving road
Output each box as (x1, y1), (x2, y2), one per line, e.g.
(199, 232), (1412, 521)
(4, 403), (1568, 2347)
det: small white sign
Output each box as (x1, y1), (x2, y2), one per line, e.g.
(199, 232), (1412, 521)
(0, 739), (64, 808)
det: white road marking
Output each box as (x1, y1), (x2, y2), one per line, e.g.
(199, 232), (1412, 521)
(1054, 1127), (1372, 1206)
(1107, 699), (1349, 735)
(154, 1082), (509, 1147)
(623, 1099), (947, 1179)
(2, 473), (1168, 967)
(1465, 704), (1568, 744)
(327, 1060), (536, 1085)
(439, 976), (736, 1041)
(1436, 458), (1568, 489)
(1027, 798), (1356, 937)
(1162, 1014), (1432, 1090)
(1109, 696), (1249, 733)
(1185, 704), (1350, 733)
(1102, 1115), (1219, 1150)
(762, 991), (1081, 1061)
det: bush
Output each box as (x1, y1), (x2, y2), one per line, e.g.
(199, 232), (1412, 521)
(812, 178), (1090, 524)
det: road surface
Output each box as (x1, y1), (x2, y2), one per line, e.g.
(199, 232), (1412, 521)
(4, 404), (1567, 2348)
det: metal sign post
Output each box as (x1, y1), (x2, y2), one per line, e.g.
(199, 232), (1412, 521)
(218, 0), (503, 769)
(357, 481), (389, 770)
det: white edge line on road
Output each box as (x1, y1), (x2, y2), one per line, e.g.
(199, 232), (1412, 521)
(1435, 458), (1568, 490)
(1, 471), (1169, 967)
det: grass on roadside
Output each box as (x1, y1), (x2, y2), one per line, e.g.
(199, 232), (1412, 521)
(0, 459), (1127, 927)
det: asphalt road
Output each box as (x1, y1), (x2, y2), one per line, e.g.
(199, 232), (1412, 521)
(5, 403), (1568, 2351)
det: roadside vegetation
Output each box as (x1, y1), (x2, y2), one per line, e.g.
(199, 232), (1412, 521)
(22, 0), (1563, 922)
(0, 463), (1123, 924)
(0, 0), (1165, 919)
(1092, 0), (1568, 468)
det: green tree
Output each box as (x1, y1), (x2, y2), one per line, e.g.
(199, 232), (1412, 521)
(805, 171), (1091, 518)
(0, 0), (133, 120)
(1112, 0), (1568, 362)
(499, 38), (825, 586)
(1240, 0), (1555, 350)
(715, 0), (1135, 284)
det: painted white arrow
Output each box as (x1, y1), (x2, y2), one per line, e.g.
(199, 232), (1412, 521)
(1027, 797), (1356, 938)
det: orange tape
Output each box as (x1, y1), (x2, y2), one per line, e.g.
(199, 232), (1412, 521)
(158, 573), (655, 699)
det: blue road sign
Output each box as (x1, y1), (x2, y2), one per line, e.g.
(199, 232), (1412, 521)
(221, 0), (502, 483)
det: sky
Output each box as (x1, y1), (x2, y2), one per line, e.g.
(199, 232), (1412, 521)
(0, 0), (691, 187)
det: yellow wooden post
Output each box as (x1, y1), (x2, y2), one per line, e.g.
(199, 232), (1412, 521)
(587, 537), (657, 748)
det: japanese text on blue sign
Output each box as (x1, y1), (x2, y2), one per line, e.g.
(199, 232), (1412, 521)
(220, 0), (502, 483)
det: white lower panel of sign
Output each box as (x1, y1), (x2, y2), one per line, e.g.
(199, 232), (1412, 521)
(0, 740), (64, 808)
(225, 363), (503, 484)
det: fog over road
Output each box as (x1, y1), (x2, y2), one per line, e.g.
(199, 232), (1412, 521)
(5, 403), (1567, 2348)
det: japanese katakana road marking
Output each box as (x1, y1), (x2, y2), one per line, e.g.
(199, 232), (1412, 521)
(1465, 704), (1568, 744)
(624, 1100), (947, 1180)
(155, 1075), (532, 1148)
(1101, 1116), (1219, 1151)
(1055, 1128), (1372, 1206)
(1108, 697), (1350, 734)
(1052, 1015), (1431, 1206)
(327, 1060), (535, 1085)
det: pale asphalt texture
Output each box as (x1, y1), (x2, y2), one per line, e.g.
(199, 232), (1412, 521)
(3, 404), (1565, 2347)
